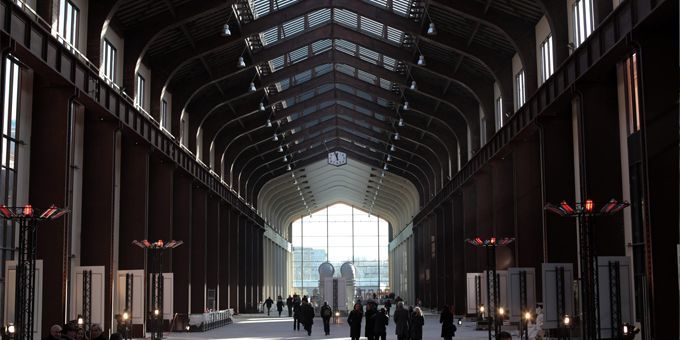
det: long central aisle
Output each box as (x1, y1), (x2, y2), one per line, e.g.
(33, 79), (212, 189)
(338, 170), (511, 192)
(165, 313), (495, 339)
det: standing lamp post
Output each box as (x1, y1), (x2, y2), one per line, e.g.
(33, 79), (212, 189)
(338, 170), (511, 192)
(0, 204), (67, 340)
(122, 311), (130, 340)
(544, 199), (629, 340)
(465, 237), (515, 340)
(132, 240), (183, 340)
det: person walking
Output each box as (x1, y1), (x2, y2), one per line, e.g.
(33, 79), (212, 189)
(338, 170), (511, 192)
(440, 305), (457, 340)
(385, 299), (392, 315)
(293, 296), (301, 331)
(348, 303), (363, 340)
(286, 295), (294, 317)
(264, 297), (274, 316)
(372, 307), (389, 340)
(365, 302), (377, 340)
(276, 296), (284, 317)
(299, 297), (315, 336)
(320, 301), (333, 335)
(410, 307), (425, 340)
(394, 301), (410, 340)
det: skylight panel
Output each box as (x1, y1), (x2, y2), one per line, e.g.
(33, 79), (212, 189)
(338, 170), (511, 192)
(335, 83), (354, 93)
(360, 16), (384, 37)
(318, 83), (334, 93)
(319, 101), (334, 110)
(367, 0), (388, 8)
(358, 46), (380, 64)
(299, 89), (315, 102)
(273, 0), (299, 12)
(354, 105), (372, 116)
(377, 97), (391, 107)
(357, 70), (377, 84)
(315, 63), (333, 75)
(260, 26), (279, 46)
(293, 69), (312, 85)
(249, 0), (270, 19)
(382, 55), (397, 70)
(288, 45), (308, 64)
(334, 9), (358, 28)
(269, 55), (285, 72)
(334, 39), (357, 55)
(374, 112), (386, 121)
(282, 16), (305, 38)
(391, 0), (411, 16)
(379, 78), (392, 90)
(277, 78), (291, 91)
(387, 27), (405, 44)
(336, 64), (356, 76)
(312, 39), (332, 54)
(308, 8), (331, 28)
(356, 90), (373, 102)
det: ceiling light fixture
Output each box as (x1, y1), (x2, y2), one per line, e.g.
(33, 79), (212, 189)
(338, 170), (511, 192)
(259, 102), (266, 111)
(286, 164), (292, 171)
(417, 54), (426, 66)
(283, 155), (288, 162)
(403, 101), (410, 110)
(427, 22), (437, 35)
(237, 56), (246, 68)
(410, 80), (417, 90)
(278, 145), (284, 152)
(387, 155), (392, 162)
(398, 118), (405, 127)
(390, 144), (396, 152)
(221, 23), (232, 37)
(394, 132), (400, 140)
(266, 119), (272, 127)
(383, 164), (389, 171)
(249, 82), (257, 92)
(273, 133), (278, 141)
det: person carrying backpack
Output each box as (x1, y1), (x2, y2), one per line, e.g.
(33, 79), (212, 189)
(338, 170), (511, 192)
(320, 301), (333, 335)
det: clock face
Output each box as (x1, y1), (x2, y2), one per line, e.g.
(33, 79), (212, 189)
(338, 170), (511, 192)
(328, 151), (347, 166)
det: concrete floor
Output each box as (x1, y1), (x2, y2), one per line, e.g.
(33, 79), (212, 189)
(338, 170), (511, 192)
(165, 313), (514, 339)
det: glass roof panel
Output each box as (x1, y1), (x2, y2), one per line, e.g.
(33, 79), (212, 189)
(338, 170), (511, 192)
(282, 16), (305, 38)
(334, 9), (358, 27)
(308, 8), (332, 27)
(312, 39), (333, 54)
(288, 45), (308, 64)
(367, 0), (412, 16)
(249, 0), (302, 20)
(360, 16), (384, 38)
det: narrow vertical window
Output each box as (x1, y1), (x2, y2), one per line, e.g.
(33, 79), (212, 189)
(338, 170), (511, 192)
(495, 97), (503, 131)
(58, 0), (79, 49)
(515, 70), (526, 109)
(161, 99), (168, 130)
(136, 74), (145, 111)
(623, 53), (641, 134)
(573, 0), (594, 47)
(103, 40), (117, 84)
(540, 35), (554, 83)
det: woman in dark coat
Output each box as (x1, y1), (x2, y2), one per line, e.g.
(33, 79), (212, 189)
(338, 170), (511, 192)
(410, 307), (425, 340)
(372, 308), (389, 340)
(440, 305), (456, 339)
(276, 296), (284, 317)
(393, 301), (410, 340)
(365, 302), (377, 340)
(348, 303), (363, 340)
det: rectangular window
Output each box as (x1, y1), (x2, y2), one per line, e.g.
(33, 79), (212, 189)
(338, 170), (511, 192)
(161, 99), (168, 130)
(136, 74), (145, 111)
(515, 70), (526, 109)
(1, 58), (22, 287)
(103, 40), (117, 83)
(495, 97), (503, 131)
(622, 53), (641, 135)
(58, 0), (79, 49)
(573, 0), (594, 47)
(540, 35), (554, 83)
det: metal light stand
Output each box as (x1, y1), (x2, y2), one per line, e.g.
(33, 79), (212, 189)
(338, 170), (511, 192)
(132, 240), (183, 340)
(519, 270), (528, 340)
(0, 205), (67, 340)
(544, 199), (629, 340)
(465, 237), (515, 340)
(124, 273), (133, 340)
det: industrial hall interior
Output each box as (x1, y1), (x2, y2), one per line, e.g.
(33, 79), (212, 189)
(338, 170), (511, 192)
(0, 0), (676, 339)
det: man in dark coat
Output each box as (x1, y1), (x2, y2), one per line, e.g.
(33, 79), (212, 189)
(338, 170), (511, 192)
(264, 297), (274, 315)
(292, 295), (301, 331)
(299, 298), (315, 336)
(348, 303), (363, 340)
(320, 301), (333, 335)
(365, 302), (377, 340)
(440, 305), (456, 340)
(276, 296), (284, 316)
(393, 301), (410, 340)
(286, 295), (294, 317)
(372, 307), (389, 340)
(410, 307), (425, 340)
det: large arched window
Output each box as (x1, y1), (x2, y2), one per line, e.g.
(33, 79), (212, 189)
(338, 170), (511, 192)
(291, 203), (389, 297)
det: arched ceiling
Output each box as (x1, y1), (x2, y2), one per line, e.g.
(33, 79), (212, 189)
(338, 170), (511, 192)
(258, 157), (419, 237)
(105, 0), (551, 234)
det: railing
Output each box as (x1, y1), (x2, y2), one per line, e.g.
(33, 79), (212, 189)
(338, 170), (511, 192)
(413, 0), (661, 225)
(187, 309), (233, 331)
(0, 0), (266, 227)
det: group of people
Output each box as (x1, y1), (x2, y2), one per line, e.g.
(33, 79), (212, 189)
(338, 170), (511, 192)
(348, 300), (390, 340)
(263, 296), (285, 316)
(44, 323), (114, 340)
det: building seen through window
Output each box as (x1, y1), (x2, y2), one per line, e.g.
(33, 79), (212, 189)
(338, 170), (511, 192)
(291, 203), (389, 298)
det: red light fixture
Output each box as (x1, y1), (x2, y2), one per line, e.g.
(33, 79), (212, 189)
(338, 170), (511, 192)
(584, 199), (594, 213)
(490, 237), (496, 245)
(560, 201), (575, 214)
(0, 205), (13, 218)
(23, 205), (33, 217)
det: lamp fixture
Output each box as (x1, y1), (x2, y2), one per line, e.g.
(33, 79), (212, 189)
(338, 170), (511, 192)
(390, 144), (396, 152)
(286, 164), (292, 171)
(427, 22), (437, 35)
(386, 154), (392, 161)
(410, 80), (417, 90)
(266, 119), (272, 127)
(221, 23), (232, 37)
(273, 133), (278, 141)
(237, 56), (246, 68)
(278, 145), (284, 152)
(393, 132), (400, 140)
(383, 163), (388, 171)
(403, 101), (410, 110)
(398, 118), (404, 127)
(417, 54), (426, 66)
(260, 102), (266, 111)
(249, 82), (257, 92)
(283, 155), (288, 162)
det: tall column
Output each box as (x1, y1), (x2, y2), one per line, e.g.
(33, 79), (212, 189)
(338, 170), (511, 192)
(218, 204), (230, 310)
(190, 186), (207, 313)
(31, 81), (76, 333)
(451, 194), (466, 314)
(205, 196), (219, 308)
(491, 157), (516, 268)
(172, 173), (192, 314)
(81, 113), (118, 331)
(148, 155), (173, 269)
(228, 209), (239, 311)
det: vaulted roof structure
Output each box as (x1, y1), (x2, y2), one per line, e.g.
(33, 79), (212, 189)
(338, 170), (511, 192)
(106, 0), (552, 237)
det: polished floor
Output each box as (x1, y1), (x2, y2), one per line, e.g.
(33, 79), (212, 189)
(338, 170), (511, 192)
(165, 313), (512, 339)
